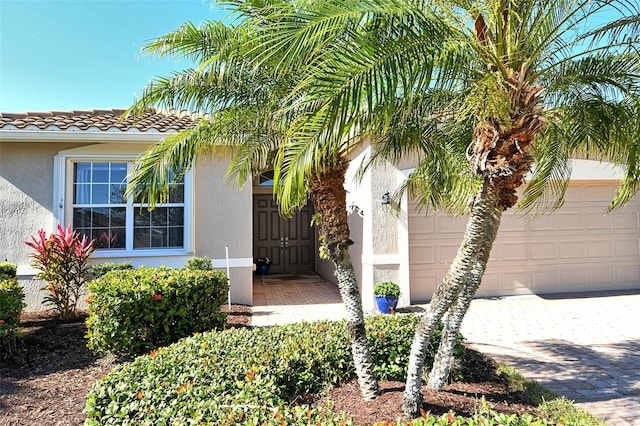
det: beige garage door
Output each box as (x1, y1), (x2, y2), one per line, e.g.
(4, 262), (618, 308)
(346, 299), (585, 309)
(408, 182), (640, 302)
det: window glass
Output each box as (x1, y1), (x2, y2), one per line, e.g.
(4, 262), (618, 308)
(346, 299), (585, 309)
(132, 207), (184, 249)
(259, 170), (275, 186)
(71, 161), (185, 251)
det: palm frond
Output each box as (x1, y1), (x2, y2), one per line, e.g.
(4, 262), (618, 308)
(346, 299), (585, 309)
(125, 123), (212, 208)
(518, 121), (572, 216)
(141, 20), (237, 63)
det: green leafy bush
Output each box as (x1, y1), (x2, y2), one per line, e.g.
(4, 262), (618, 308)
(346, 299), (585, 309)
(25, 225), (94, 319)
(0, 273), (25, 358)
(85, 316), (462, 425)
(90, 262), (134, 279)
(373, 281), (401, 297)
(0, 262), (18, 280)
(184, 256), (213, 270)
(376, 412), (550, 425)
(367, 316), (464, 381)
(85, 267), (228, 356)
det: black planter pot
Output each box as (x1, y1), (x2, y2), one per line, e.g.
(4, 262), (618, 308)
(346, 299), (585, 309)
(256, 265), (270, 275)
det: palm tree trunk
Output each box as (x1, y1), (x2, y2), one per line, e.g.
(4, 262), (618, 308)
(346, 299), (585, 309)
(402, 180), (501, 418)
(310, 160), (380, 401)
(426, 202), (501, 390)
(334, 250), (380, 400)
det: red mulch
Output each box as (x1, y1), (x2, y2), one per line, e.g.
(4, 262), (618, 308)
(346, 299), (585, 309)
(0, 307), (539, 425)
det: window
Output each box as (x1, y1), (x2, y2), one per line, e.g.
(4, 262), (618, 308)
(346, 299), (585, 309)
(73, 162), (128, 249)
(61, 158), (189, 254)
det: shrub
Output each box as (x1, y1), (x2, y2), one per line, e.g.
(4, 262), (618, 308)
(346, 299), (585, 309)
(25, 225), (94, 320)
(91, 262), (134, 279)
(85, 315), (463, 425)
(184, 256), (213, 270)
(537, 397), (607, 426)
(0, 262), (18, 280)
(373, 281), (401, 297)
(85, 267), (229, 356)
(376, 412), (550, 425)
(0, 274), (25, 358)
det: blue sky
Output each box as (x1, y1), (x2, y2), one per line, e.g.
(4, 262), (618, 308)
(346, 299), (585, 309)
(0, 0), (228, 112)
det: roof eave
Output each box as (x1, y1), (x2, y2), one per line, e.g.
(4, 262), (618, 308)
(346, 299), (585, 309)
(0, 129), (174, 143)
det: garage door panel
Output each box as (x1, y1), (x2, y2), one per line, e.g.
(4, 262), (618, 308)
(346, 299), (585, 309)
(529, 216), (556, 231)
(586, 185), (615, 202)
(564, 185), (586, 202)
(617, 265), (640, 284)
(440, 243), (461, 262)
(558, 213), (584, 230)
(409, 272), (440, 302)
(500, 214), (527, 231)
(500, 272), (530, 292)
(532, 270), (557, 291)
(408, 183), (640, 302)
(559, 241), (585, 258)
(531, 242), (558, 259)
(559, 269), (587, 288)
(614, 239), (639, 257)
(613, 212), (639, 229)
(436, 217), (465, 233)
(586, 213), (611, 229)
(409, 215), (435, 233)
(497, 243), (528, 261)
(410, 245), (436, 264)
(587, 240), (612, 257)
(476, 272), (500, 296)
(589, 266), (614, 285)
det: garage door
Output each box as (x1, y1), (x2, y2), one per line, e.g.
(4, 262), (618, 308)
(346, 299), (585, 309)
(408, 182), (640, 302)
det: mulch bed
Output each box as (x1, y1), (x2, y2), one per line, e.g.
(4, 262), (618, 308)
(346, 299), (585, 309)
(316, 347), (539, 425)
(1, 307), (539, 425)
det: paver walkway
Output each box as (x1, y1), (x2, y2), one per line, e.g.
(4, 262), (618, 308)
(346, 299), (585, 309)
(252, 273), (346, 326)
(457, 293), (640, 426)
(251, 274), (640, 425)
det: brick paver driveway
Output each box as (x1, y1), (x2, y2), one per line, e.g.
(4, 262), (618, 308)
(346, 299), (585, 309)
(458, 292), (640, 426)
(252, 275), (640, 425)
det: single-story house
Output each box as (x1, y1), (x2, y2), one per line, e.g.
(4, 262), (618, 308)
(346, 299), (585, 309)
(1, 109), (638, 311)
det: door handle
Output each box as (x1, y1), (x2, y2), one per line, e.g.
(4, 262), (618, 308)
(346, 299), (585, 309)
(284, 237), (289, 248)
(280, 237), (285, 249)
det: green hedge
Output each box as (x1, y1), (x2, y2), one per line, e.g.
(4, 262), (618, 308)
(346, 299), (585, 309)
(0, 261), (18, 280)
(90, 262), (134, 279)
(0, 264), (25, 358)
(86, 315), (465, 425)
(85, 267), (229, 356)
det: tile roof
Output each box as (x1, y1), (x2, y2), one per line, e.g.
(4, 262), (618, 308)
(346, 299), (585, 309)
(0, 109), (196, 133)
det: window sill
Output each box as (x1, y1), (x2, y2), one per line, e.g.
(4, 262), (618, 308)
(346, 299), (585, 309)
(92, 249), (191, 258)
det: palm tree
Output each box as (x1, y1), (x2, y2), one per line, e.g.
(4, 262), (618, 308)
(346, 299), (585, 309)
(124, 9), (381, 400)
(243, 0), (640, 417)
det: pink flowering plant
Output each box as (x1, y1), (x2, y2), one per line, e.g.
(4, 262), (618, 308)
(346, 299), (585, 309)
(25, 225), (95, 320)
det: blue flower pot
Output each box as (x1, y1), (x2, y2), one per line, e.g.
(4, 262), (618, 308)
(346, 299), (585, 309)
(256, 265), (270, 275)
(375, 295), (398, 314)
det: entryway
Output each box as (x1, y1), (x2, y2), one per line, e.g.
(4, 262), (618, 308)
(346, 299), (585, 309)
(253, 194), (316, 274)
(251, 273), (345, 326)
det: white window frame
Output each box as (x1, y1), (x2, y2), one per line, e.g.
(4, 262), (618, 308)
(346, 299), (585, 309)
(53, 150), (194, 259)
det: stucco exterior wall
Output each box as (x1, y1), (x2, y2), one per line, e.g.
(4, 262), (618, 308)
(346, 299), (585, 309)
(193, 154), (253, 305)
(1, 139), (254, 309)
(344, 147), (411, 311)
(0, 142), (82, 265)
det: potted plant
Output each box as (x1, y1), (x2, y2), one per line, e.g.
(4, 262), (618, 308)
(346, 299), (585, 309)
(254, 257), (272, 275)
(373, 281), (401, 314)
